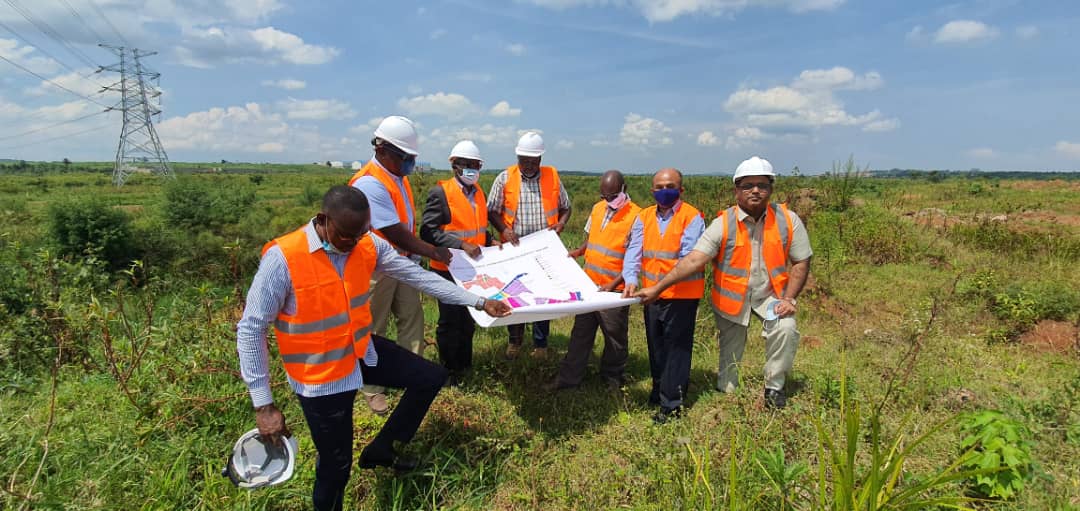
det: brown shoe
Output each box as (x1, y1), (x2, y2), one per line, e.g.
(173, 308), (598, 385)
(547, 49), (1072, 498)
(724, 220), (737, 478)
(505, 343), (522, 360)
(530, 347), (548, 359)
(364, 392), (389, 416)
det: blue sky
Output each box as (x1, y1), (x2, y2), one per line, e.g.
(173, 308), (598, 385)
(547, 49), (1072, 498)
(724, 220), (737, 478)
(1, 0), (1078, 173)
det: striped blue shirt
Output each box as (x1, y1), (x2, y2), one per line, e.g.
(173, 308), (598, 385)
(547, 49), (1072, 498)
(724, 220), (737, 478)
(237, 220), (485, 407)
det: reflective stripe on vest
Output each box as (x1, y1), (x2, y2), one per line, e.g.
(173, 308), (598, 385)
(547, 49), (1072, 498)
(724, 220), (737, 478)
(500, 165), (561, 239)
(639, 203), (705, 300)
(348, 161), (415, 256)
(431, 178), (488, 271)
(582, 200), (640, 290)
(710, 203), (794, 317)
(265, 227), (376, 385)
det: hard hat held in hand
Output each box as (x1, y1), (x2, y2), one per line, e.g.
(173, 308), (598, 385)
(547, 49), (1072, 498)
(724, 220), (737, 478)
(515, 132), (545, 157)
(374, 116), (420, 156)
(449, 140), (483, 163)
(222, 428), (299, 489)
(733, 156), (775, 183)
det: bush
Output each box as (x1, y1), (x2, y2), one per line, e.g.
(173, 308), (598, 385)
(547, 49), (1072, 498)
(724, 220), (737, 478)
(959, 410), (1034, 500)
(47, 197), (135, 268)
(812, 205), (927, 266)
(163, 176), (256, 231)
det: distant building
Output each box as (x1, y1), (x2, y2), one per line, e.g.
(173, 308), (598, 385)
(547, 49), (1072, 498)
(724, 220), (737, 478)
(329, 161), (344, 168)
(351, 160), (362, 170)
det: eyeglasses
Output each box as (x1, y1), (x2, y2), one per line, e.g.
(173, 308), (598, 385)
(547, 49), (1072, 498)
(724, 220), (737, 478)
(599, 188), (625, 201)
(736, 181), (772, 191)
(382, 143), (416, 162)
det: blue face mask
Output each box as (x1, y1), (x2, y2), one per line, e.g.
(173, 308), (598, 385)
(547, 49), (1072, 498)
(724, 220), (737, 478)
(458, 168), (480, 186)
(653, 188), (680, 207)
(321, 239), (347, 255)
(399, 157), (416, 176)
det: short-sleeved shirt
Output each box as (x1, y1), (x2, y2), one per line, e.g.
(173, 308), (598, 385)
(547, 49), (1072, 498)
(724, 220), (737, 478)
(351, 155), (415, 232)
(693, 205), (812, 326)
(486, 169), (571, 236)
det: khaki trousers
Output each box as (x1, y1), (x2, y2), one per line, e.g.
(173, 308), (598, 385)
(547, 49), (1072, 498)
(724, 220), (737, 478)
(362, 275), (426, 396)
(715, 312), (800, 393)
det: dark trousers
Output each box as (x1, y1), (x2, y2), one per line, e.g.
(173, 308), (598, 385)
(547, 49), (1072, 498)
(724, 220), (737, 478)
(296, 335), (448, 511)
(507, 320), (549, 348)
(434, 270), (475, 372)
(644, 299), (699, 411)
(555, 305), (630, 386)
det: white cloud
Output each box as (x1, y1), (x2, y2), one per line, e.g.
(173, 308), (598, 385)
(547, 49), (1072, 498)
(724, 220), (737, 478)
(521, 0), (844, 22)
(906, 25), (926, 43)
(934, 20), (999, 44)
(157, 102), (290, 152)
(0, 38), (62, 75)
(24, 68), (103, 98)
(619, 113), (672, 147)
(397, 92), (479, 120)
(349, 117), (385, 135)
(261, 78), (307, 90)
(1054, 141), (1080, 159)
(696, 130), (721, 147)
(489, 100), (522, 117)
(1016, 25), (1039, 40)
(279, 98), (356, 120)
(723, 67), (895, 137)
(791, 67), (883, 91)
(967, 147), (996, 158)
(176, 26), (340, 67)
(506, 43), (527, 56)
(725, 126), (769, 149)
(428, 123), (521, 148)
(556, 139), (575, 149)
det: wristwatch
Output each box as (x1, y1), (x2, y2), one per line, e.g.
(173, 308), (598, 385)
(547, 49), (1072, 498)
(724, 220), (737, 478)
(474, 297), (487, 311)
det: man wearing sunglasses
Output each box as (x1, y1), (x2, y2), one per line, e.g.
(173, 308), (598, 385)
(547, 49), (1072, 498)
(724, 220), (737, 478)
(631, 156), (812, 410)
(236, 186), (512, 510)
(348, 115), (449, 416)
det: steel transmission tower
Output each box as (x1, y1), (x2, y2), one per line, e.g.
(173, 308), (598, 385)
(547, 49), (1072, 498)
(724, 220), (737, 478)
(99, 45), (171, 186)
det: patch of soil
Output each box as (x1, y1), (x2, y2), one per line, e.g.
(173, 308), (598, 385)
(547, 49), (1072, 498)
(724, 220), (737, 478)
(1019, 320), (1079, 355)
(801, 336), (823, 350)
(1006, 179), (1080, 192)
(1014, 210), (1080, 229)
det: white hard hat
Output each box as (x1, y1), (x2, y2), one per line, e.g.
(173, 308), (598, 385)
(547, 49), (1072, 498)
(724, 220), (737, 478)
(733, 156), (776, 183)
(222, 428), (298, 489)
(515, 132), (545, 157)
(373, 116), (419, 156)
(448, 140), (483, 163)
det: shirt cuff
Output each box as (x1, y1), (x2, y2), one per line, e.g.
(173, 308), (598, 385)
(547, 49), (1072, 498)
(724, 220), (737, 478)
(249, 385), (274, 408)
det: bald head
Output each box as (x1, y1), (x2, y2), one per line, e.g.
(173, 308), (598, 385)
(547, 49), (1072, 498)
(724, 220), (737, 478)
(599, 169), (625, 197)
(652, 168), (682, 189)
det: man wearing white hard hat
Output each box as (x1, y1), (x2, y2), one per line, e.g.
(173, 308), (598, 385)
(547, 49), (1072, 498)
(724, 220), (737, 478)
(632, 156), (812, 409)
(348, 116), (451, 415)
(487, 131), (572, 360)
(420, 140), (491, 385)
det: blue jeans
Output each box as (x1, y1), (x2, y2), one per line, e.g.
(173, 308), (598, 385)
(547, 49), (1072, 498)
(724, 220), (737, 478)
(508, 320), (549, 348)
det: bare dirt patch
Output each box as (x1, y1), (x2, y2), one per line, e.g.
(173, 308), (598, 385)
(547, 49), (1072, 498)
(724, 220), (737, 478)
(1005, 179), (1080, 192)
(1019, 320), (1079, 355)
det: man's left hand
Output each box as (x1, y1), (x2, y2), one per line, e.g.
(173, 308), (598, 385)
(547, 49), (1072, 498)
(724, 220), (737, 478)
(461, 241), (482, 259)
(483, 299), (513, 317)
(774, 299), (797, 317)
(550, 221), (566, 234)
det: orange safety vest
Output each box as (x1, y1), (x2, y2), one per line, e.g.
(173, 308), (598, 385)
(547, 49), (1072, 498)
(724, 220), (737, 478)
(583, 200), (640, 291)
(348, 160), (415, 253)
(262, 227), (375, 385)
(710, 203), (794, 317)
(499, 164), (561, 239)
(430, 178), (488, 271)
(639, 203), (705, 300)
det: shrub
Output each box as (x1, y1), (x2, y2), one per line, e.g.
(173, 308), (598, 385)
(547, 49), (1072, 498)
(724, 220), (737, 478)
(163, 176), (256, 231)
(47, 197), (135, 268)
(958, 410), (1034, 500)
(811, 205), (927, 266)
(817, 156), (865, 212)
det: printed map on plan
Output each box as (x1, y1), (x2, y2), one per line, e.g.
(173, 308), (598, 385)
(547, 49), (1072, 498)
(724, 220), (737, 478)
(448, 229), (639, 327)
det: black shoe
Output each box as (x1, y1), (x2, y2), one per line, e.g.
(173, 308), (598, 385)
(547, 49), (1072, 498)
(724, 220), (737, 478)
(603, 377), (624, 393)
(652, 406), (682, 425)
(445, 372), (461, 387)
(764, 388), (787, 410)
(359, 446), (420, 473)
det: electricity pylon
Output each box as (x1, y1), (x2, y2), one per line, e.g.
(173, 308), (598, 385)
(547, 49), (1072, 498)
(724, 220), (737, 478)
(99, 45), (171, 186)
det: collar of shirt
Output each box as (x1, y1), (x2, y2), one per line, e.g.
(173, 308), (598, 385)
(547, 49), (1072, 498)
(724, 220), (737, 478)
(520, 168), (542, 181)
(303, 218), (323, 253)
(369, 153), (406, 186)
(735, 205), (766, 224)
(656, 200), (683, 220)
(454, 175), (477, 197)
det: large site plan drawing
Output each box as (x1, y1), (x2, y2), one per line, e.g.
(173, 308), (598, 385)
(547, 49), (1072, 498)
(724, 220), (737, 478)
(449, 230), (639, 327)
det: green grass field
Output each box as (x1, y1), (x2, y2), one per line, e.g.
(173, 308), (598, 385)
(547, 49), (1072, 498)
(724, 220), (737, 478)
(1, 166), (1077, 510)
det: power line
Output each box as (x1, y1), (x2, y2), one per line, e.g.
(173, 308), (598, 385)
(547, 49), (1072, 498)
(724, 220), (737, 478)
(0, 52), (111, 108)
(2, 0), (100, 69)
(99, 45), (171, 185)
(0, 19), (109, 92)
(0, 109), (108, 142)
(57, 0), (106, 44)
(0, 122), (111, 151)
(86, 0), (127, 46)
